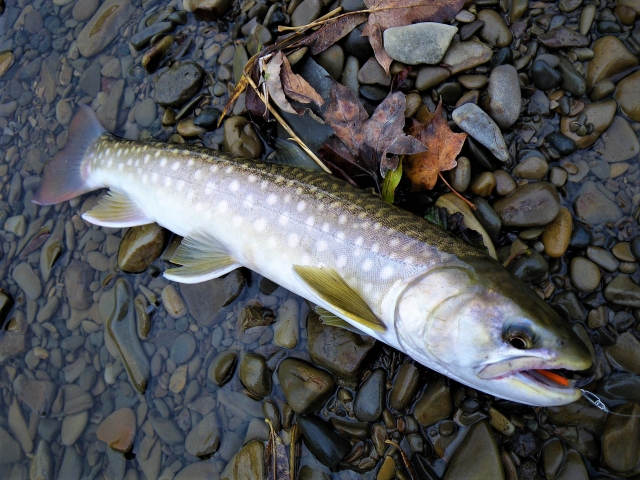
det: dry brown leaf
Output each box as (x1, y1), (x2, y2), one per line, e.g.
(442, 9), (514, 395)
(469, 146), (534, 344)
(404, 99), (467, 191)
(265, 52), (297, 114)
(219, 75), (248, 126)
(280, 54), (324, 107)
(362, 0), (465, 73)
(265, 419), (289, 480)
(298, 13), (368, 55)
(323, 81), (425, 178)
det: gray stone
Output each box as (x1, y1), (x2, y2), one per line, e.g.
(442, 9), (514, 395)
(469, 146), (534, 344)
(154, 62), (205, 108)
(97, 79), (124, 131)
(58, 446), (82, 480)
(77, 0), (135, 57)
(278, 358), (335, 415)
(134, 98), (157, 128)
(291, 0), (322, 27)
(477, 9), (512, 47)
(600, 116), (640, 163)
(441, 38), (493, 74)
(0, 426), (21, 464)
(493, 182), (560, 227)
(570, 257), (600, 292)
(354, 369), (385, 422)
(148, 410), (184, 445)
(443, 421), (504, 480)
(383, 22), (457, 65)
(12, 262), (41, 300)
(452, 103), (509, 162)
(79, 62), (102, 97)
(170, 333), (197, 364)
(573, 181), (623, 225)
(180, 271), (245, 326)
(604, 275), (640, 308)
(185, 411), (221, 458)
(65, 260), (94, 310)
(485, 64), (521, 128)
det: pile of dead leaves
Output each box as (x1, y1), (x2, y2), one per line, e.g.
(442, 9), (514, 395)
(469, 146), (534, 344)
(221, 0), (469, 203)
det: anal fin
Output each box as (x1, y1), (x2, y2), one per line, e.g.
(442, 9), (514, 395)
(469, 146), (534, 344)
(316, 307), (366, 335)
(293, 265), (386, 332)
(164, 229), (240, 284)
(82, 189), (153, 227)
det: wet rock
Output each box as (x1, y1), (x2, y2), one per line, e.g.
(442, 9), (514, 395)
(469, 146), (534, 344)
(615, 70), (640, 121)
(560, 99), (617, 149)
(558, 57), (586, 97)
(0, 331), (26, 363)
(278, 358), (335, 414)
(162, 284), (187, 319)
(493, 182), (560, 227)
(531, 59), (563, 91)
(58, 446), (82, 480)
(185, 411), (221, 458)
(358, 58), (391, 86)
(485, 64), (520, 128)
(291, 0), (322, 27)
(154, 62), (205, 108)
(448, 156), (471, 192)
(587, 36), (639, 88)
(61, 411), (88, 446)
(30, 440), (53, 480)
(508, 247), (548, 282)
(12, 262), (41, 300)
(0, 426), (21, 464)
(443, 421), (504, 479)
(131, 22), (173, 50)
(188, 0), (233, 20)
(538, 26), (589, 48)
(316, 45), (345, 81)
(600, 116), (640, 163)
(546, 132), (577, 155)
(274, 298), (299, 349)
(441, 38), (493, 75)
(0, 50), (14, 77)
(239, 352), (271, 398)
(389, 361), (421, 410)
(77, 0), (135, 57)
(452, 103), (509, 162)
(383, 23), (457, 65)
(96, 408), (136, 452)
(600, 373), (640, 403)
(174, 462), (221, 479)
(18, 379), (56, 416)
(477, 9), (511, 47)
(603, 402), (640, 473)
(72, 0), (100, 21)
(604, 275), (640, 308)
(297, 415), (351, 469)
(105, 279), (150, 394)
(415, 66), (451, 91)
(223, 116), (263, 159)
(541, 438), (565, 480)
(220, 439), (265, 479)
(307, 312), (376, 387)
(207, 351), (237, 386)
(97, 78), (124, 131)
(170, 333), (196, 364)
(555, 449), (589, 480)
(586, 246), (619, 272)
(570, 257), (600, 292)
(148, 409), (185, 444)
(414, 378), (452, 427)
(541, 207), (572, 258)
(180, 270), (245, 326)
(573, 181), (623, 224)
(513, 156), (548, 180)
(354, 369), (385, 421)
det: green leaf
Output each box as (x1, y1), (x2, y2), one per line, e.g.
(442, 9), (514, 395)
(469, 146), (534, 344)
(381, 157), (403, 203)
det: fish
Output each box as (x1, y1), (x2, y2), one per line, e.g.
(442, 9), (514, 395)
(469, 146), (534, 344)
(33, 106), (592, 406)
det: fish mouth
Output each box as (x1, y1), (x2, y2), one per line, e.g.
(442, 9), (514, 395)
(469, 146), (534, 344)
(478, 357), (594, 392)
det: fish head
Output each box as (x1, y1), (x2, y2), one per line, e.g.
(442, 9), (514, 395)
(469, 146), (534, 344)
(393, 255), (592, 406)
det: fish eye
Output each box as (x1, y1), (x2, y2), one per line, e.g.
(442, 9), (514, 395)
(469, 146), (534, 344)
(504, 324), (534, 350)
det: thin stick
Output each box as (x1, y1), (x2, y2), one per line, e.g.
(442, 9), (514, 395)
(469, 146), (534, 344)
(278, 6), (343, 32)
(438, 172), (476, 210)
(244, 74), (331, 173)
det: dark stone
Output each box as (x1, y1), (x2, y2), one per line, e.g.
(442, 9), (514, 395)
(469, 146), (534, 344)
(193, 107), (222, 128)
(460, 20), (485, 41)
(490, 47), (513, 69)
(471, 197), (501, 241)
(510, 431), (539, 457)
(343, 24), (373, 60)
(130, 22), (174, 50)
(531, 60), (563, 91)
(180, 270), (245, 327)
(297, 415), (352, 469)
(570, 224), (591, 249)
(558, 57), (586, 97)
(537, 26), (590, 48)
(550, 290), (587, 322)
(353, 369), (385, 422)
(546, 132), (577, 155)
(433, 81), (463, 105)
(506, 248), (548, 283)
(154, 62), (205, 108)
(631, 236), (640, 261)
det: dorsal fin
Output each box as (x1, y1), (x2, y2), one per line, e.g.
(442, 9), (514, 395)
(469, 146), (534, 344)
(293, 265), (385, 332)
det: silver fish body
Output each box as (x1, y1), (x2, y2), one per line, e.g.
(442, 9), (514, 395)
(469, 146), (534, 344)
(34, 106), (592, 406)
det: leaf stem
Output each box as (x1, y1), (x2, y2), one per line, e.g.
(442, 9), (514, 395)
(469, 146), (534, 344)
(438, 172), (476, 210)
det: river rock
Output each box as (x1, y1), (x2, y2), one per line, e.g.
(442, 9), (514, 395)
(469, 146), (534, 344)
(414, 377), (453, 427)
(187, 0), (233, 20)
(96, 408), (136, 452)
(170, 333), (196, 364)
(541, 207), (572, 258)
(162, 285), (187, 318)
(0, 426), (22, 464)
(573, 181), (623, 224)
(97, 79), (124, 131)
(383, 23), (457, 65)
(493, 182), (560, 227)
(538, 26), (589, 48)
(297, 415), (351, 469)
(307, 312), (376, 387)
(18, 379), (57, 416)
(615, 70), (640, 121)
(452, 103), (509, 161)
(61, 411), (88, 446)
(207, 351), (237, 386)
(354, 369), (385, 422)
(148, 409), (185, 445)
(602, 403), (640, 473)
(180, 270), (245, 326)
(477, 9), (512, 47)
(485, 64), (520, 128)
(388, 361), (421, 410)
(604, 275), (640, 308)
(12, 262), (41, 300)
(443, 421), (504, 479)
(31, 440), (53, 480)
(220, 440), (265, 480)
(185, 411), (221, 458)
(175, 462), (221, 479)
(441, 38), (493, 74)
(586, 36), (639, 88)
(278, 358), (335, 414)
(118, 223), (167, 272)
(570, 257), (601, 292)
(154, 62), (205, 108)
(239, 352), (271, 398)
(77, 0), (135, 57)
(600, 116), (640, 163)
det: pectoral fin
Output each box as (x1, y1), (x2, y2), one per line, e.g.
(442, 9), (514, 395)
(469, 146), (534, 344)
(293, 265), (385, 332)
(316, 307), (367, 335)
(83, 189), (154, 227)
(164, 229), (240, 283)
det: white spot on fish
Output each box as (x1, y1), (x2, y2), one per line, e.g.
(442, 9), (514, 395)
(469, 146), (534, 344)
(336, 256), (347, 268)
(336, 232), (345, 240)
(278, 215), (289, 227)
(268, 237), (277, 248)
(232, 216), (243, 227)
(106, 148), (111, 155)
(195, 202), (204, 212)
(225, 167), (233, 174)
(390, 238), (400, 247)
(287, 233), (299, 247)
(144, 154), (150, 163)
(260, 181), (268, 190)
(126, 159), (133, 166)
(218, 201), (228, 213)
(160, 158), (167, 167)
(194, 170), (202, 180)
(267, 194), (277, 206)
(164, 177), (172, 187)
(381, 266), (394, 280)
(248, 175), (257, 183)
(317, 240), (328, 252)
(355, 236), (364, 247)
(374, 222), (381, 230)
(297, 201), (306, 212)
(134, 160), (139, 167)
(363, 284), (373, 294)
(338, 215), (347, 225)
(210, 165), (218, 173)
(254, 218), (266, 232)
(305, 216), (315, 227)
(177, 180), (186, 192)
(117, 163), (124, 171)
(284, 194), (291, 203)
(142, 173), (148, 184)
(188, 159), (194, 167)
(321, 223), (330, 233)
(371, 243), (380, 253)
(151, 172), (158, 183)
(155, 151), (161, 158)
(117, 149), (122, 157)
(171, 162), (180, 171)
(363, 259), (373, 271)
(107, 159), (113, 167)
(230, 180), (240, 192)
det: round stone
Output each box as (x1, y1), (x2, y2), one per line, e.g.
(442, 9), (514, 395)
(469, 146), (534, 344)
(541, 207), (572, 258)
(170, 333), (197, 364)
(161, 285), (188, 319)
(278, 358), (335, 414)
(96, 408), (136, 453)
(469, 172), (496, 196)
(477, 9), (512, 47)
(570, 257), (601, 292)
(586, 36), (639, 88)
(383, 22), (457, 65)
(513, 156), (548, 180)
(154, 62), (205, 108)
(239, 353), (271, 398)
(134, 98), (157, 128)
(485, 64), (520, 128)
(118, 223), (168, 273)
(448, 156), (471, 192)
(493, 182), (560, 227)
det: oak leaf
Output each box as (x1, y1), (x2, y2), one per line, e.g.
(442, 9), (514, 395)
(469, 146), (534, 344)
(362, 0), (465, 73)
(405, 100), (467, 191)
(322, 81), (425, 182)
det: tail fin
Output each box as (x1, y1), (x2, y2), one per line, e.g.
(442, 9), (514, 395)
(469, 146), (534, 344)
(32, 105), (106, 205)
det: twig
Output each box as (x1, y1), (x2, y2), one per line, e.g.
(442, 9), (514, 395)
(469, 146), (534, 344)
(438, 172), (476, 210)
(244, 74), (332, 173)
(278, 6), (343, 31)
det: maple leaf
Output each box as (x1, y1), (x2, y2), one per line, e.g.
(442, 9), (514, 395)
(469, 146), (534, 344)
(322, 81), (425, 186)
(404, 99), (467, 191)
(362, 0), (466, 73)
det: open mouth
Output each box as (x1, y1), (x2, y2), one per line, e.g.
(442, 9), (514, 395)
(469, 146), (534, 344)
(520, 369), (594, 390)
